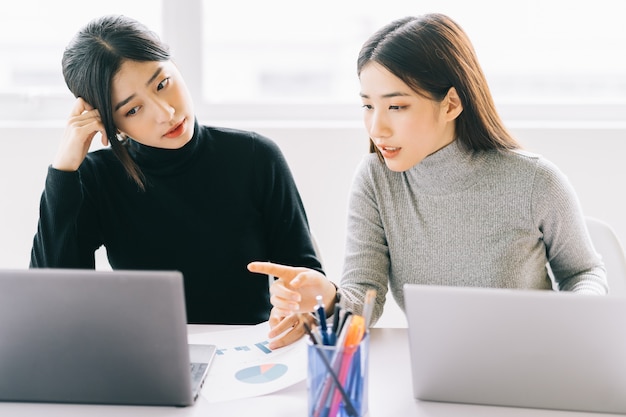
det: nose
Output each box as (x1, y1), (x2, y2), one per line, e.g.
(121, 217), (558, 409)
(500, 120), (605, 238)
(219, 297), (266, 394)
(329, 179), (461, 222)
(366, 109), (391, 142)
(153, 97), (175, 123)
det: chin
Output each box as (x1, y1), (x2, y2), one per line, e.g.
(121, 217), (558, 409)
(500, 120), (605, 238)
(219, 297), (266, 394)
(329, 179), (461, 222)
(172, 125), (194, 148)
(383, 159), (412, 173)
(174, 134), (193, 149)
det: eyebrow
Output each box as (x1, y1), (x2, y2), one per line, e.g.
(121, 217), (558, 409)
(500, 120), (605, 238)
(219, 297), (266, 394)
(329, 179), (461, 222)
(114, 66), (164, 111)
(359, 91), (412, 99)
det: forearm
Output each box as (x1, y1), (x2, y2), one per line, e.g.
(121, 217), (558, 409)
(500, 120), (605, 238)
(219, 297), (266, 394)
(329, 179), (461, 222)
(337, 161), (391, 323)
(556, 266), (608, 295)
(30, 166), (95, 268)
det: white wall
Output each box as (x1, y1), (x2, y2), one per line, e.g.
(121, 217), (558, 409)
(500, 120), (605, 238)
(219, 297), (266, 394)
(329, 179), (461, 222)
(1, 122), (625, 327)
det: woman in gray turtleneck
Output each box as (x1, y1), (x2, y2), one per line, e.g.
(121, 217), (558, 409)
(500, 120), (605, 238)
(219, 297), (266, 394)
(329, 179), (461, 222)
(249, 13), (607, 348)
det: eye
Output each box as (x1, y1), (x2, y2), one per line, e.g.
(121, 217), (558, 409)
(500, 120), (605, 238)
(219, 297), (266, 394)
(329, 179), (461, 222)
(157, 77), (170, 91)
(389, 105), (406, 110)
(125, 106), (140, 117)
(361, 104), (373, 110)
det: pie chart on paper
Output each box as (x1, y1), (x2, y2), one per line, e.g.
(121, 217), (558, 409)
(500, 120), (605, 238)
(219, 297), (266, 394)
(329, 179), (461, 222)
(235, 363), (289, 384)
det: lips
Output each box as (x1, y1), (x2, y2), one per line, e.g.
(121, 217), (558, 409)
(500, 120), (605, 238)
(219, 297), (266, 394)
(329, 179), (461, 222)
(164, 119), (186, 139)
(378, 145), (401, 158)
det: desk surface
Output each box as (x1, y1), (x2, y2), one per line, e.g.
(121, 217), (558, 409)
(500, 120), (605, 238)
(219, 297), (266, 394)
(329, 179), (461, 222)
(0, 326), (623, 417)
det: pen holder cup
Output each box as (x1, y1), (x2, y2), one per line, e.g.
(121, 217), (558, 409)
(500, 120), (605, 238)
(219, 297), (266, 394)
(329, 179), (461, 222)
(307, 334), (369, 417)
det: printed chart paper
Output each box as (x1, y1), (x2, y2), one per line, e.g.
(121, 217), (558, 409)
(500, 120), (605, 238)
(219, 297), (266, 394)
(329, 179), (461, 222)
(188, 322), (307, 402)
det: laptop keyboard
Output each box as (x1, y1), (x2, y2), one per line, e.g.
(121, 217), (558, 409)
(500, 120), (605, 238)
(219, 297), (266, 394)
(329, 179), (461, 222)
(190, 362), (208, 386)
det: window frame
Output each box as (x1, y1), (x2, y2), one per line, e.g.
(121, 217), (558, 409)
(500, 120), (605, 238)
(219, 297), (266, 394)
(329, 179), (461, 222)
(1, 0), (625, 127)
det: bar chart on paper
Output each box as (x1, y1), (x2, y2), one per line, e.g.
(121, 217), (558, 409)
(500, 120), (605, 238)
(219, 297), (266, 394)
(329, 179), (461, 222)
(188, 322), (307, 402)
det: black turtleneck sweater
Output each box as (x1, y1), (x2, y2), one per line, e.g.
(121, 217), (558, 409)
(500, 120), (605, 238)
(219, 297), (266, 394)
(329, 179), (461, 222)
(30, 121), (323, 324)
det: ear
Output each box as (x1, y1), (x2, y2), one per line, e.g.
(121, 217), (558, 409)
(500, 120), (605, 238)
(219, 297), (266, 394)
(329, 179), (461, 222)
(442, 87), (463, 121)
(116, 129), (128, 141)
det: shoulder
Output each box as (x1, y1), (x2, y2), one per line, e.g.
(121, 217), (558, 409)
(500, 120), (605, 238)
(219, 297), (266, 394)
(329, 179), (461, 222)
(507, 149), (569, 184)
(81, 147), (121, 172)
(351, 153), (401, 194)
(355, 153), (391, 177)
(503, 148), (556, 168)
(198, 124), (282, 156)
(353, 153), (381, 183)
(198, 125), (292, 175)
(77, 148), (130, 189)
(498, 148), (542, 167)
(493, 149), (566, 181)
(498, 149), (577, 207)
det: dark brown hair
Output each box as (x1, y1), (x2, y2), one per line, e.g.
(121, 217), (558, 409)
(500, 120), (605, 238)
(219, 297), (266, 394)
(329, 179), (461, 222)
(357, 13), (519, 157)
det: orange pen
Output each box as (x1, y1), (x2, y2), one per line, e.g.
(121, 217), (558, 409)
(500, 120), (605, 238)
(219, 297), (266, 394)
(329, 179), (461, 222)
(327, 315), (366, 417)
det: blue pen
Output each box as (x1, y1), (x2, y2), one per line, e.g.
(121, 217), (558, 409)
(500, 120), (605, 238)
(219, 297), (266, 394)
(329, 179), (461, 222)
(315, 295), (330, 345)
(329, 303), (341, 345)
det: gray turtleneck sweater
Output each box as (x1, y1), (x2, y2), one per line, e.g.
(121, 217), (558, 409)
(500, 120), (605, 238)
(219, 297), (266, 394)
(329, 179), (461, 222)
(338, 140), (607, 324)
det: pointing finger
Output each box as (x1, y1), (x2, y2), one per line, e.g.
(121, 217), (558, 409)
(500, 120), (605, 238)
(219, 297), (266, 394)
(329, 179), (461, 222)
(247, 261), (310, 284)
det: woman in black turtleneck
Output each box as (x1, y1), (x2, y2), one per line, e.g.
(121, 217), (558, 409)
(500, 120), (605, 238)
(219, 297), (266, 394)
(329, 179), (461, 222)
(29, 14), (324, 325)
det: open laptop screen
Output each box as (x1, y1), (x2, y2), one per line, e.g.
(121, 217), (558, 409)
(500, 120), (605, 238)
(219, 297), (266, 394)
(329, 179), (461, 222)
(403, 284), (626, 414)
(0, 268), (214, 406)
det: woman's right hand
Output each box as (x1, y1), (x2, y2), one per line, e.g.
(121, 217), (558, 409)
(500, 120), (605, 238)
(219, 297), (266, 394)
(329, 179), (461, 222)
(53, 97), (108, 172)
(247, 261), (337, 348)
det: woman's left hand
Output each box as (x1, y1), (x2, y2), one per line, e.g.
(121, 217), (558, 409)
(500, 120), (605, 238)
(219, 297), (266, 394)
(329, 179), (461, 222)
(267, 311), (315, 350)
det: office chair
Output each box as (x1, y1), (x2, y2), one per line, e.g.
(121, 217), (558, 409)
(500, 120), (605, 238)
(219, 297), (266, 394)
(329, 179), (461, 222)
(585, 216), (626, 296)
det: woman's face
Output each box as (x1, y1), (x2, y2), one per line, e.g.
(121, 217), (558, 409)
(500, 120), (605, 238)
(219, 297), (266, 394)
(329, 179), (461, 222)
(359, 62), (460, 172)
(111, 59), (194, 149)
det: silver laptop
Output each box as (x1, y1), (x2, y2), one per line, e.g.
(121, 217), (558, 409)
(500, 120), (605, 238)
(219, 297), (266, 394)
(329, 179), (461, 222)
(403, 284), (626, 414)
(0, 268), (216, 406)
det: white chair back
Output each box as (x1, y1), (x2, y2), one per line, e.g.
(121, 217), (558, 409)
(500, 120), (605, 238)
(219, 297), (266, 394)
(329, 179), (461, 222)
(585, 216), (626, 296)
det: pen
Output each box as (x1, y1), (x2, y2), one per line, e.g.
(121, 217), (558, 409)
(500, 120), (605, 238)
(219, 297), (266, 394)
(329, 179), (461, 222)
(316, 295), (330, 345)
(312, 315), (353, 417)
(327, 315), (366, 417)
(313, 348), (357, 417)
(329, 303), (341, 346)
(344, 337), (363, 411)
(303, 320), (322, 345)
(336, 310), (352, 337)
(306, 320), (358, 417)
(362, 289), (377, 329)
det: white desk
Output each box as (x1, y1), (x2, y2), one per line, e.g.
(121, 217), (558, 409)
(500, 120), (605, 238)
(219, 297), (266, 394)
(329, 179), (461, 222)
(0, 326), (623, 416)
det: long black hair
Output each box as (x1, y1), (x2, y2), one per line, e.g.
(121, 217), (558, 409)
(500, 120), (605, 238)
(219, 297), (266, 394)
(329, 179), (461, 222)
(62, 14), (171, 189)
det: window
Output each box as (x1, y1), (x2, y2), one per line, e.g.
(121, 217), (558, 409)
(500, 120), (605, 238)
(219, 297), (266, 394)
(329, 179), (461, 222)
(195, 0), (626, 122)
(200, 0), (626, 105)
(0, 1), (161, 121)
(1, 0), (625, 123)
